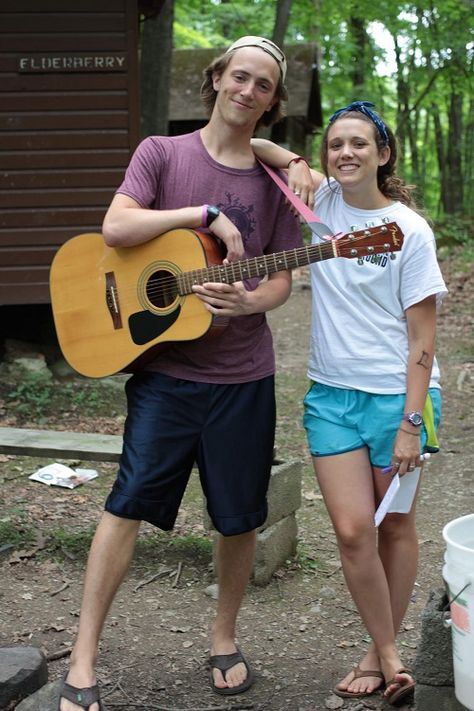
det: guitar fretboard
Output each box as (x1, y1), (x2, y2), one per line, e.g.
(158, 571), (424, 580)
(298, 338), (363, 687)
(177, 241), (337, 295)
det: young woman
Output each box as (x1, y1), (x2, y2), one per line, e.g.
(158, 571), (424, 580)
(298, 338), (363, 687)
(253, 101), (447, 705)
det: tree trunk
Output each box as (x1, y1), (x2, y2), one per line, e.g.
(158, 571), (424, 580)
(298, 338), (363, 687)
(407, 108), (419, 191)
(393, 39), (407, 171)
(432, 107), (448, 215)
(464, 98), (474, 216)
(272, 0), (292, 47)
(444, 91), (464, 214)
(419, 110), (430, 200)
(140, 0), (175, 138)
(349, 15), (365, 98)
(258, 0), (293, 141)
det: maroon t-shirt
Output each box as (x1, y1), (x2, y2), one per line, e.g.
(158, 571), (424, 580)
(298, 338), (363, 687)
(116, 130), (302, 384)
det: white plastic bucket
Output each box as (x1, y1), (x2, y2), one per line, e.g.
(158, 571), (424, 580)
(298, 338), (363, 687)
(442, 513), (474, 710)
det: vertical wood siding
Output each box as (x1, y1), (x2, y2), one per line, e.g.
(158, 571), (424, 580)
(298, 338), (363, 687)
(0, 0), (139, 304)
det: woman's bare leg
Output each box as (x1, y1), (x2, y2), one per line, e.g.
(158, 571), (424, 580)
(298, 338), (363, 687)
(314, 448), (415, 695)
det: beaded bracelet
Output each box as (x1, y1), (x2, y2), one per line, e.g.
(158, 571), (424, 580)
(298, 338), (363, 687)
(287, 156), (309, 169)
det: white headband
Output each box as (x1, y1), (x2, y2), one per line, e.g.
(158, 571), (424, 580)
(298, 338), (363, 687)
(226, 36), (287, 82)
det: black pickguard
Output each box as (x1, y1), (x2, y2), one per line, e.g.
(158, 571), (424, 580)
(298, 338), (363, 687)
(128, 307), (181, 345)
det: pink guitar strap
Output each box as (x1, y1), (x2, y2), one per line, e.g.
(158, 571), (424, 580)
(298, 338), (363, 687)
(257, 158), (334, 239)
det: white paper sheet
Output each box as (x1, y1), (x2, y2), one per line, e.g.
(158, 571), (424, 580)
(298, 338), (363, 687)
(29, 462), (98, 489)
(374, 468), (421, 527)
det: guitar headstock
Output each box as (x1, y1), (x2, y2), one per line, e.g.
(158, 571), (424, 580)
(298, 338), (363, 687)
(335, 222), (404, 259)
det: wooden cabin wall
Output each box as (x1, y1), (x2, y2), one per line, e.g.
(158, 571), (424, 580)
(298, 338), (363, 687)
(0, 0), (139, 305)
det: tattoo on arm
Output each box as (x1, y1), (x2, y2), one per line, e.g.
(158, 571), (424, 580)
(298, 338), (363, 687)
(417, 350), (430, 370)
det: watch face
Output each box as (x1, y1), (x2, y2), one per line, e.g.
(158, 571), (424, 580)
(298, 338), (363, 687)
(407, 412), (423, 426)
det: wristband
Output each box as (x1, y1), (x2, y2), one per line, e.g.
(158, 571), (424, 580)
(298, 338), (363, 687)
(201, 204), (209, 228)
(399, 426), (420, 437)
(287, 156), (309, 169)
(205, 205), (221, 227)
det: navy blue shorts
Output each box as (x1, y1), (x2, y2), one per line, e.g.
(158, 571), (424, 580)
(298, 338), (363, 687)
(105, 371), (276, 536)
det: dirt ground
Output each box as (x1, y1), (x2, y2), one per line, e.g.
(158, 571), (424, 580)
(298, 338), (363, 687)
(0, 249), (473, 711)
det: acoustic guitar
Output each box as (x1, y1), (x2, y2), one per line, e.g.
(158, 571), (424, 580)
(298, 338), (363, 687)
(50, 223), (404, 378)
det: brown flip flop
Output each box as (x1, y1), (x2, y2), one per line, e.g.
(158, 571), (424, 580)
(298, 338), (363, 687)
(384, 668), (416, 705)
(333, 664), (384, 698)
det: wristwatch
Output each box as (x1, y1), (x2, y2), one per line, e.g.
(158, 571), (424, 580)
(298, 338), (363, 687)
(402, 411), (423, 427)
(206, 205), (221, 227)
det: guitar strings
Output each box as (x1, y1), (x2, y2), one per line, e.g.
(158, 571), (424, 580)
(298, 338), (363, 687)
(135, 242), (336, 301)
(103, 229), (396, 306)
(140, 232), (390, 298)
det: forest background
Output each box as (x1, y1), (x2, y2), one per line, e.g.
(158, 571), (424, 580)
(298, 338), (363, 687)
(139, 0), (473, 252)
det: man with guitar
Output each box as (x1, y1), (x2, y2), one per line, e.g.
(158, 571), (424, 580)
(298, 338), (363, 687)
(59, 36), (302, 711)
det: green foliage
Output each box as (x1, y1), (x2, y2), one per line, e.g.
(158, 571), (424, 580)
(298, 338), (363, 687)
(160, 532), (213, 557)
(291, 543), (320, 572)
(62, 382), (101, 410)
(170, 0), (473, 218)
(435, 216), (474, 264)
(0, 523), (212, 563)
(7, 371), (53, 419)
(0, 518), (35, 548)
(47, 528), (94, 559)
(4, 371), (125, 422)
(174, 0), (277, 47)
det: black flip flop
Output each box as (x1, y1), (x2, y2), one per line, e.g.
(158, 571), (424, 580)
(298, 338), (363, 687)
(209, 648), (255, 695)
(58, 678), (106, 710)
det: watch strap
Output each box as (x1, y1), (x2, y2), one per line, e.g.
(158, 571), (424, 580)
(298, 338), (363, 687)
(205, 205), (220, 227)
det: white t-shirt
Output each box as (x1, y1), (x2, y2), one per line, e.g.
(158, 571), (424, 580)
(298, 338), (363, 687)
(307, 179), (448, 393)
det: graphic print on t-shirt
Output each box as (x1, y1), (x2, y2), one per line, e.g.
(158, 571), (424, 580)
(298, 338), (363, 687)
(219, 192), (257, 246)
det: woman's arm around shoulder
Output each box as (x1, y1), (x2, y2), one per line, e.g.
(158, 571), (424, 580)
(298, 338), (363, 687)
(251, 138), (325, 208)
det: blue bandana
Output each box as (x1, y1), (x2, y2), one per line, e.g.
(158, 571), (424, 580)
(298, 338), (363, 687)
(328, 101), (389, 145)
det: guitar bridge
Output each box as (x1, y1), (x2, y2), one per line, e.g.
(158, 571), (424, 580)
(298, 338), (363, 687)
(105, 272), (123, 330)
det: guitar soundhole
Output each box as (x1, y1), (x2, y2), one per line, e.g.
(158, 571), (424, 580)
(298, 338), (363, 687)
(146, 269), (178, 308)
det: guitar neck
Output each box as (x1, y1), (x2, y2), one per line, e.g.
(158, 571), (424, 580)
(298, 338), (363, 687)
(177, 241), (337, 295)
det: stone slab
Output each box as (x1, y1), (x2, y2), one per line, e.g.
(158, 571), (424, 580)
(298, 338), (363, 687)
(0, 426), (122, 462)
(0, 646), (48, 709)
(414, 587), (454, 686)
(253, 514), (298, 586)
(261, 460), (302, 531)
(415, 683), (470, 711)
(15, 679), (64, 711)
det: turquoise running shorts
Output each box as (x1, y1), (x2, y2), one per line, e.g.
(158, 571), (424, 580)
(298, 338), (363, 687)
(303, 382), (441, 469)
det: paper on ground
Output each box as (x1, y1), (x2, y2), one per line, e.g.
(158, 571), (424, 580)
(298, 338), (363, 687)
(374, 468), (421, 527)
(29, 462), (98, 489)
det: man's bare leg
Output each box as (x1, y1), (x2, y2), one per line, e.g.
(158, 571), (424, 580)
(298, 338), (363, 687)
(211, 530), (256, 691)
(60, 512), (141, 711)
